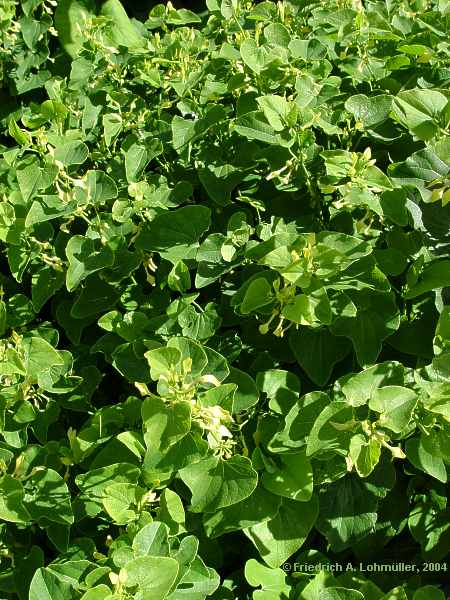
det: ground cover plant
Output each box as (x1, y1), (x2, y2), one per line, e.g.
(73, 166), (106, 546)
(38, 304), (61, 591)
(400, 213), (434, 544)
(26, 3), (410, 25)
(0, 0), (449, 597)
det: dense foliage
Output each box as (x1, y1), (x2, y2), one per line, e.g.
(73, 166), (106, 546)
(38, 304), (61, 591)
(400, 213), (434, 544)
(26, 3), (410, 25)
(0, 0), (449, 598)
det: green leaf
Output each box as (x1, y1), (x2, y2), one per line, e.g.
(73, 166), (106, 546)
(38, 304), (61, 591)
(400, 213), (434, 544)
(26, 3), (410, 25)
(168, 337), (209, 378)
(316, 475), (379, 551)
(65, 235), (115, 291)
(31, 266), (65, 312)
(240, 277), (274, 314)
(0, 475), (31, 523)
(71, 276), (121, 318)
(240, 39), (271, 74)
(374, 248), (407, 276)
(168, 261), (191, 293)
(405, 260), (450, 298)
(392, 89), (448, 140)
(257, 368), (300, 414)
(369, 386), (417, 433)
(132, 522), (170, 556)
(112, 341), (151, 382)
(306, 401), (354, 458)
(413, 587), (445, 600)
(145, 347), (181, 380)
(171, 117), (196, 151)
(345, 94), (393, 128)
(156, 489), (186, 536)
(349, 434), (382, 478)
(76, 463), (140, 500)
(167, 556), (219, 600)
(103, 113), (122, 146)
(282, 291), (331, 325)
(235, 111), (288, 145)
(245, 559), (290, 598)
(100, 0), (145, 48)
(25, 195), (75, 228)
(25, 468), (73, 525)
(269, 392), (330, 453)
(409, 502), (450, 561)
(321, 589), (364, 600)
(136, 206), (211, 262)
(207, 382), (238, 417)
(85, 170), (118, 205)
(198, 163), (242, 206)
(8, 118), (31, 145)
(179, 455), (258, 513)
(257, 369), (300, 397)
(226, 367), (259, 412)
(405, 434), (447, 483)
(125, 143), (150, 183)
(331, 291), (400, 366)
(54, 0), (96, 58)
(203, 485), (281, 538)
(171, 106), (226, 152)
(257, 95), (289, 131)
(289, 327), (351, 386)
(16, 157), (41, 204)
(0, 300), (6, 336)
(167, 7), (201, 25)
(6, 294), (35, 328)
(178, 302), (221, 341)
(21, 337), (64, 380)
(244, 496), (318, 568)
(54, 140), (89, 166)
(339, 361), (405, 407)
(142, 396), (191, 452)
(102, 482), (145, 525)
(169, 534), (198, 584)
(121, 556), (178, 600)
(29, 568), (74, 600)
(80, 587), (111, 600)
(262, 450), (313, 501)
(389, 143), (450, 203)
(379, 189), (409, 226)
(434, 307), (450, 355)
